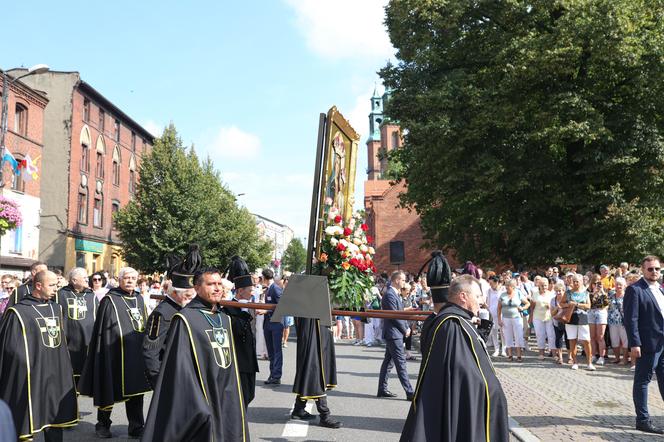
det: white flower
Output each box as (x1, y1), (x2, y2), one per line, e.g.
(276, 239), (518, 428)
(348, 219), (356, 230)
(368, 247), (375, 254)
(360, 244), (368, 253)
(325, 226), (336, 236)
(354, 229), (363, 238)
(334, 226), (344, 236)
(348, 243), (360, 253)
(353, 238), (362, 246)
(330, 237), (339, 246)
(340, 239), (349, 248)
(325, 197), (333, 206)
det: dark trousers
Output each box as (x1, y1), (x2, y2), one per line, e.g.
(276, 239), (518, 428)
(634, 347), (664, 423)
(378, 338), (414, 395)
(97, 395), (145, 433)
(37, 428), (62, 442)
(294, 394), (330, 418)
(240, 372), (256, 407)
(264, 323), (284, 380)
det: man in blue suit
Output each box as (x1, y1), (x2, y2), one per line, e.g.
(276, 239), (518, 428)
(377, 271), (414, 400)
(263, 269), (285, 385)
(624, 255), (664, 434)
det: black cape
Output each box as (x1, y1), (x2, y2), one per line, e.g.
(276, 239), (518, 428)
(57, 285), (99, 377)
(223, 301), (259, 406)
(0, 296), (78, 439)
(142, 297), (249, 442)
(143, 295), (182, 388)
(78, 287), (151, 407)
(292, 317), (337, 398)
(400, 303), (509, 442)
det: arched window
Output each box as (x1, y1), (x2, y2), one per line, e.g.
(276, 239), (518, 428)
(80, 125), (92, 173)
(112, 145), (121, 186)
(78, 187), (88, 224)
(11, 154), (24, 193)
(128, 154), (136, 193)
(93, 192), (103, 228)
(96, 135), (106, 178)
(14, 104), (27, 136)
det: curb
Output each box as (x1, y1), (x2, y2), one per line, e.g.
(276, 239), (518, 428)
(509, 417), (540, 442)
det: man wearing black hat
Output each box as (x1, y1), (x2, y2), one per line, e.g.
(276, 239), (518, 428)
(400, 271), (509, 441)
(78, 266), (151, 439)
(143, 246), (198, 387)
(142, 266), (247, 441)
(223, 255), (259, 407)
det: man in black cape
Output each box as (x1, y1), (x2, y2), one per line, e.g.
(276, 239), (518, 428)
(57, 266), (99, 380)
(223, 255), (259, 407)
(143, 246), (197, 387)
(5, 261), (48, 308)
(400, 267), (509, 442)
(291, 313), (342, 429)
(0, 270), (78, 441)
(142, 266), (248, 441)
(78, 266), (151, 439)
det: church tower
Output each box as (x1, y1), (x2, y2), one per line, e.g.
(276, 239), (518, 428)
(366, 86), (383, 180)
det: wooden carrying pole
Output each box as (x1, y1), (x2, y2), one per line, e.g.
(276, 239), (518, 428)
(150, 295), (431, 321)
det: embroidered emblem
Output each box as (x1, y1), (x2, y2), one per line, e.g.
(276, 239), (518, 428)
(126, 307), (145, 332)
(35, 317), (62, 348)
(205, 327), (232, 368)
(67, 297), (88, 320)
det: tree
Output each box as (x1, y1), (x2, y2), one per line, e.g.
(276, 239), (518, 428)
(114, 124), (272, 273)
(282, 238), (306, 273)
(381, 0), (664, 265)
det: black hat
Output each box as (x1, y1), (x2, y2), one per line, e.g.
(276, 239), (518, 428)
(227, 255), (253, 289)
(418, 250), (452, 303)
(167, 244), (202, 289)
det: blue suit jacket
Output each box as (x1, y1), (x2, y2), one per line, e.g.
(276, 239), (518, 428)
(381, 286), (408, 340)
(624, 278), (664, 354)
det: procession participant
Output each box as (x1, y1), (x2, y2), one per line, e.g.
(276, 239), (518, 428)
(142, 266), (248, 441)
(6, 261), (48, 307)
(0, 270), (78, 442)
(290, 313), (342, 428)
(263, 268), (285, 385)
(143, 246), (198, 387)
(223, 255), (259, 407)
(57, 267), (99, 380)
(400, 274), (510, 442)
(78, 267), (151, 439)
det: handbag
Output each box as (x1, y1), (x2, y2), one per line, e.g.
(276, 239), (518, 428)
(555, 305), (575, 324)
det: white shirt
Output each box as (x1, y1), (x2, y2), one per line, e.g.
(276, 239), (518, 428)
(648, 280), (664, 319)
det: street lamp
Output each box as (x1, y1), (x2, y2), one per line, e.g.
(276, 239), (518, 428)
(0, 64), (50, 186)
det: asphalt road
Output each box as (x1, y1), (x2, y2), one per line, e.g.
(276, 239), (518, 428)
(46, 338), (418, 441)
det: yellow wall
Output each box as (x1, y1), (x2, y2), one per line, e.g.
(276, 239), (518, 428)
(65, 235), (126, 276)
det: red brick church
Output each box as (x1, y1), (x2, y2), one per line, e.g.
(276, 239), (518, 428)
(363, 88), (440, 275)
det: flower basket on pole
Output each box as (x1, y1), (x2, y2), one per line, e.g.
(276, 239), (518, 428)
(0, 196), (22, 236)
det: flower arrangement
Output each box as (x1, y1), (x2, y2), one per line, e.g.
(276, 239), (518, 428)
(317, 200), (376, 310)
(0, 196), (22, 236)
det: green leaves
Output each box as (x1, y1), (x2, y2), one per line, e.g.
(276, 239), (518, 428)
(282, 238), (306, 274)
(114, 124), (272, 273)
(383, 0), (664, 265)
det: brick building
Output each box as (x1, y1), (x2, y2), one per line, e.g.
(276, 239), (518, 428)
(13, 70), (153, 276)
(363, 88), (441, 274)
(0, 71), (49, 274)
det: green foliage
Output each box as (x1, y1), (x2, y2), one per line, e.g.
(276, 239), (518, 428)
(281, 238), (306, 273)
(381, 0), (664, 265)
(114, 124), (272, 273)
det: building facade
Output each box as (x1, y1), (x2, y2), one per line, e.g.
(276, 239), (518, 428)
(13, 70), (153, 276)
(0, 71), (49, 275)
(363, 88), (452, 274)
(253, 213), (294, 272)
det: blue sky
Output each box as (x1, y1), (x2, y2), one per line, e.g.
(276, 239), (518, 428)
(4, 0), (394, 239)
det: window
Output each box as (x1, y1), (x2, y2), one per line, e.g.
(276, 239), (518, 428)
(114, 119), (120, 142)
(99, 109), (105, 132)
(78, 191), (88, 224)
(83, 99), (90, 121)
(391, 131), (400, 150)
(142, 139), (147, 154)
(14, 104), (27, 136)
(112, 146), (121, 186)
(76, 252), (86, 268)
(10, 225), (22, 253)
(96, 152), (104, 178)
(11, 165), (24, 192)
(92, 254), (100, 272)
(93, 196), (103, 228)
(111, 202), (120, 229)
(81, 143), (90, 172)
(129, 170), (136, 193)
(131, 131), (136, 152)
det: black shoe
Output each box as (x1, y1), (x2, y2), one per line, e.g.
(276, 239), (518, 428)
(406, 393), (415, 401)
(95, 427), (112, 439)
(128, 427), (144, 439)
(636, 421), (664, 434)
(264, 378), (281, 385)
(291, 409), (316, 420)
(319, 416), (342, 429)
(377, 390), (397, 398)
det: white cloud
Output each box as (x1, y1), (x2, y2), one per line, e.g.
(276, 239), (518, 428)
(204, 126), (261, 160)
(141, 120), (164, 137)
(285, 0), (394, 61)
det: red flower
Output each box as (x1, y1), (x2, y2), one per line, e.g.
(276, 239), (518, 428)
(361, 223), (369, 231)
(371, 264), (377, 273)
(336, 243), (346, 252)
(334, 215), (342, 224)
(366, 235), (374, 244)
(343, 227), (352, 236)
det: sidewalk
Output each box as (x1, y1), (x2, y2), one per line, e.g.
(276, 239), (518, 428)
(495, 346), (664, 441)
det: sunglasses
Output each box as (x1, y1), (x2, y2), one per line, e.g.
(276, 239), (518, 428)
(92, 277), (102, 281)
(647, 267), (661, 272)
